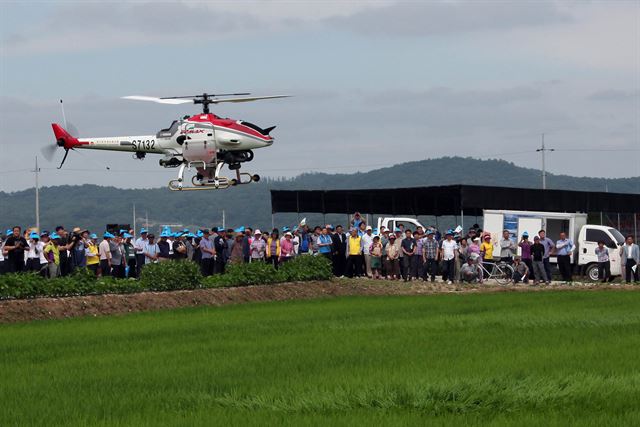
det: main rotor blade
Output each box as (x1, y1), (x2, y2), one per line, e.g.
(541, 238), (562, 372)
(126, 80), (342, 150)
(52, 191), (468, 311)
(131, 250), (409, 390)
(211, 95), (292, 104)
(40, 144), (58, 162)
(161, 93), (251, 99)
(122, 96), (192, 105)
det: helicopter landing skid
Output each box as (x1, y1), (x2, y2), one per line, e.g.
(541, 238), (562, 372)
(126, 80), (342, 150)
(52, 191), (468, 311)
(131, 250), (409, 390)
(229, 169), (261, 186)
(167, 162), (260, 191)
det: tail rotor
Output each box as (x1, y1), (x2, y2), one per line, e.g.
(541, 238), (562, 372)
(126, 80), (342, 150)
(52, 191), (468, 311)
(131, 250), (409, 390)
(42, 100), (79, 168)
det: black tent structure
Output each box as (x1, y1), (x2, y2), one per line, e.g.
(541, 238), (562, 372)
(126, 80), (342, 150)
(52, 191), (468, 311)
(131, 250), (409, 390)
(270, 185), (640, 237)
(271, 185), (640, 216)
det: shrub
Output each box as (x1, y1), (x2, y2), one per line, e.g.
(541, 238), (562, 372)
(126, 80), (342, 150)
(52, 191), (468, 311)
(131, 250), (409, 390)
(201, 256), (333, 288)
(277, 255), (333, 282)
(202, 261), (278, 288)
(0, 255), (333, 300)
(139, 260), (203, 291)
(0, 273), (43, 299)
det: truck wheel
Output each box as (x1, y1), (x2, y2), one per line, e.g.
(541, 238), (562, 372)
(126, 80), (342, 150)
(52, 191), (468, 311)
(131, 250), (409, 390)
(585, 264), (600, 282)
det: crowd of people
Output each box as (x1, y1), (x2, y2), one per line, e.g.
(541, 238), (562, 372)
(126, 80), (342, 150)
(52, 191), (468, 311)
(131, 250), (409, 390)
(1, 212), (639, 284)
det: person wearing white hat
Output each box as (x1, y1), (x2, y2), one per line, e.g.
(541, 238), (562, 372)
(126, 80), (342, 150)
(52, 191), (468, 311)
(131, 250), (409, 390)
(280, 231), (295, 263)
(361, 225), (374, 278)
(250, 230), (266, 261)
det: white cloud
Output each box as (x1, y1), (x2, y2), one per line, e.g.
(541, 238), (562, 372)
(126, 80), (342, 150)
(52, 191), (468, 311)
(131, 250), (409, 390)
(326, 0), (571, 36)
(2, 2), (266, 55)
(504, 2), (640, 71)
(0, 1), (389, 55)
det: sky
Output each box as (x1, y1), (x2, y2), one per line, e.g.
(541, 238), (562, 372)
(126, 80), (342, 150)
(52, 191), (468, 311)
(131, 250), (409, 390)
(0, 0), (638, 192)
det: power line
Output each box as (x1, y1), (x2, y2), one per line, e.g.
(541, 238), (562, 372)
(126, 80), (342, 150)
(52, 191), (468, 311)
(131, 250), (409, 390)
(554, 148), (640, 152)
(1, 147), (637, 178)
(0, 168), (31, 175)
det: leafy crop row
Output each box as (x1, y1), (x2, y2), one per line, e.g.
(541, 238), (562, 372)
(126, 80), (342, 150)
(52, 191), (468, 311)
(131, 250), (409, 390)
(0, 256), (333, 300)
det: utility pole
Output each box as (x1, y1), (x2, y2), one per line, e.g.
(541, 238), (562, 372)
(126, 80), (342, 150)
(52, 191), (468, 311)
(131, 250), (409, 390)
(536, 133), (554, 190)
(33, 156), (40, 231)
(222, 210), (226, 230)
(132, 203), (136, 236)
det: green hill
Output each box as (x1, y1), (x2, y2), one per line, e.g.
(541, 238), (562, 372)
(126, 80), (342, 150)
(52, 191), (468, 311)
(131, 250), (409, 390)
(1, 157), (638, 233)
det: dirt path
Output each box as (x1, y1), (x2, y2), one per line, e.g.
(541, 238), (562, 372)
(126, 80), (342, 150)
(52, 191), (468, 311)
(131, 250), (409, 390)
(1, 279), (637, 323)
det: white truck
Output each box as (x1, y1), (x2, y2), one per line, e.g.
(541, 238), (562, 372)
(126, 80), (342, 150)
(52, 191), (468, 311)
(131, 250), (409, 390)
(377, 210), (626, 281)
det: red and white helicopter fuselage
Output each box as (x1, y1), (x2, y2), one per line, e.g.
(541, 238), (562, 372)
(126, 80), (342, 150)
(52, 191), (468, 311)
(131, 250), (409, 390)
(49, 93), (287, 190)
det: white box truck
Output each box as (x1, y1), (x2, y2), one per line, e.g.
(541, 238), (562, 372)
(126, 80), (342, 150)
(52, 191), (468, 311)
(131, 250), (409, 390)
(377, 210), (626, 281)
(480, 210), (625, 280)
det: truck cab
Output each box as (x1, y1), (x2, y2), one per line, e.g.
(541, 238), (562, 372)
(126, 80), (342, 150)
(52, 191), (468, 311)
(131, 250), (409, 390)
(377, 217), (425, 233)
(578, 225), (625, 281)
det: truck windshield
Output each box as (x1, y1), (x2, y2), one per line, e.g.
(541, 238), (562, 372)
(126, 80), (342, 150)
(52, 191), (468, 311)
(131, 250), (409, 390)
(608, 228), (625, 245)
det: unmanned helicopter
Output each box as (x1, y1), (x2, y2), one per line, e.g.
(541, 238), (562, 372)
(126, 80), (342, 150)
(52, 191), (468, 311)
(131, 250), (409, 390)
(45, 92), (290, 190)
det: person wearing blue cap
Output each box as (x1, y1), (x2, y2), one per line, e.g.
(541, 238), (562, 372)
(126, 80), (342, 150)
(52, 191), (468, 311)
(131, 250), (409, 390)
(43, 233), (62, 278)
(172, 232), (188, 260)
(99, 232), (113, 276)
(518, 232), (533, 277)
(54, 226), (71, 277)
(3, 226), (28, 273)
(109, 234), (126, 278)
(26, 231), (45, 273)
(121, 233), (136, 278)
(184, 233), (196, 261)
(86, 234), (100, 276)
(157, 232), (171, 261)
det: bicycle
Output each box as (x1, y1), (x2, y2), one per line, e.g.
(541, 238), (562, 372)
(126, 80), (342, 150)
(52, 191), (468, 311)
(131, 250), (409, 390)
(478, 260), (514, 285)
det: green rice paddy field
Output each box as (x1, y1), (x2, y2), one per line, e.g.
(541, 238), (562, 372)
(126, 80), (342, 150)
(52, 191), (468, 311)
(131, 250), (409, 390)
(2, 290), (639, 426)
